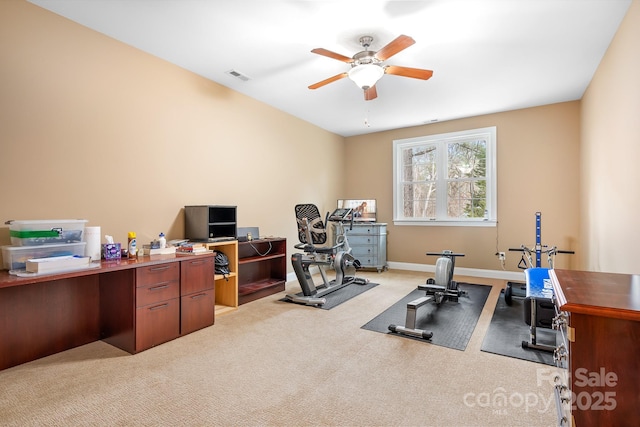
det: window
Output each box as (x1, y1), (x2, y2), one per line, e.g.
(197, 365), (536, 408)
(393, 126), (496, 226)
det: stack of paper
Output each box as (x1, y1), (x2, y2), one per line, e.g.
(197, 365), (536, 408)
(26, 255), (91, 274)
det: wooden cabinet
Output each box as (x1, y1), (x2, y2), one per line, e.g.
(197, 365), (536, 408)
(180, 256), (215, 335)
(135, 262), (180, 352)
(343, 223), (387, 272)
(238, 238), (286, 305)
(204, 240), (238, 316)
(550, 269), (640, 426)
(0, 253), (217, 370)
(1, 274), (101, 371)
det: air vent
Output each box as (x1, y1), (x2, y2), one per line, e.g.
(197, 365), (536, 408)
(226, 69), (250, 82)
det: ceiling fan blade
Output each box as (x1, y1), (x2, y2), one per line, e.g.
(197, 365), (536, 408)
(364, 85), (377, 101)
(311, 48), (353, 63)
(374, 35), (415, 61)
(385, 65), (433, 80)
(308, 72), (348, 90)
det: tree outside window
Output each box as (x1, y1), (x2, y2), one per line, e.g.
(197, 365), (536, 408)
(393, 127), (496, 226)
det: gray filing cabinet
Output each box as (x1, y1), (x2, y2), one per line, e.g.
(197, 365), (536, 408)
(344, 223), (387, 272)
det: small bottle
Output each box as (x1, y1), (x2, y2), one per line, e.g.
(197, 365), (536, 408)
(128, 232), (137, 259)
(158, 232), (166, 249)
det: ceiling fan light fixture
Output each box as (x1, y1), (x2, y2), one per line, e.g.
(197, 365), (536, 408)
(348, 63), (384, 90)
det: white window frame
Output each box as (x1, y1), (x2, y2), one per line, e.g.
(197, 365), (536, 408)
(393, 126), (497, 227)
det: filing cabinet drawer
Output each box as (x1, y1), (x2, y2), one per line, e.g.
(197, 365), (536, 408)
(136, 262), (179, 288)
(135, 297), (180, 351)
(181, 288), (215, 334)
(180, 257), (214, 295)
(136, 280), (180, 307)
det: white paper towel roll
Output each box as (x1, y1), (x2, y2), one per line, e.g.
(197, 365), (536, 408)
(85, 226), (101, 262)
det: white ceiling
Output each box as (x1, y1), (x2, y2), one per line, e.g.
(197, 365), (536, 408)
(29, 0), (631, 137)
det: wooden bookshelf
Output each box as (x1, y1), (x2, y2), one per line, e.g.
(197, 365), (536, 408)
(204, 240), (238, 316)
(237, 238), (286, 305)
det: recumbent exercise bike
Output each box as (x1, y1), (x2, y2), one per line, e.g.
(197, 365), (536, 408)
(388, 250), (466, 339)
(285, 204), (368, 306)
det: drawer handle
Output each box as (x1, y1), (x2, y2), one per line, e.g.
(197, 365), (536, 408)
(149, 282), (171, 291)
(149, 265), (171, 272)
(149, 303), (169, 311)
(189, 260), (207, 265)
(553, 313), (567, 329)
(190, 293), (208, 300)
(553, 344), (567, 363)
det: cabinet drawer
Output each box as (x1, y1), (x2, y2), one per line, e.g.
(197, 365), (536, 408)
(348, 227), (380, 236)
(352, 246), (378, 258)
(181, 289), (215, 335)
(180, 256), (214, 295)
(136, 280), (180, 307)
(358, 257), (380, 267)
(135, 297), (180, 351)
(348, 235), (379, 246)
(136, 262), (179, 287)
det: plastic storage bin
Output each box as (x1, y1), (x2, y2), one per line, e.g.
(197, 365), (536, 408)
(8, 219), (87, 246)
(2, 242), (86, 270)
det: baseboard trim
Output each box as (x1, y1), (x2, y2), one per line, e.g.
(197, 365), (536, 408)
(286, 262), (525, 283)
(387, 261), (525, 282)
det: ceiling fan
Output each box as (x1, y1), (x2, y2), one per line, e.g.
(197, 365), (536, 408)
(308, 34), (433, 101)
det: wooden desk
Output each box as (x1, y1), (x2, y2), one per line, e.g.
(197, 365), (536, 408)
(550, 269), (640, 425)
(0, 253), (214, 371)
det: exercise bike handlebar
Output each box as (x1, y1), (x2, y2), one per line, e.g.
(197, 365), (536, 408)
(327, 208), (354, 230)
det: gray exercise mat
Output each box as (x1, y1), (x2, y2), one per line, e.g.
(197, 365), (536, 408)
(480, 290), (556, 366)
(281, 281), (379, 310)
(361, 283), (491, 351)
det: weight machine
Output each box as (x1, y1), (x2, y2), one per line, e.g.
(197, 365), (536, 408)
(506, 212), (574, 352)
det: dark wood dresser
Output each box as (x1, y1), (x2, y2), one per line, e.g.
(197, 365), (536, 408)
(550, 269), (640, 425)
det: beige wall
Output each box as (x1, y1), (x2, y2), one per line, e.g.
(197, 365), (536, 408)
(0, 0), (345, 268)
(581, 0), (640, 274)
(345, 103), (581, 272)
(2, 0), (635, 276)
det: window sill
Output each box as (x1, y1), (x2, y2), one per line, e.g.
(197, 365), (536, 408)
(393, 219), (497, 227)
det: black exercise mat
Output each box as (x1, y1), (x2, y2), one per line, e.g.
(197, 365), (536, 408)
(480, 290), (556, 366)
(361, 283), (491, 351)
(281, 282), (379, 310)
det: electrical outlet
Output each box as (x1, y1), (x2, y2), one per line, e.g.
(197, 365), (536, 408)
(498, 252), (506, 261)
